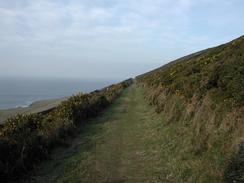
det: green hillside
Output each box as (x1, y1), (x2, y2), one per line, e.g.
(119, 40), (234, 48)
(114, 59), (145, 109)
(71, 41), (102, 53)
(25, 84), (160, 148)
(137, 36), (244, 106)
(136, 36), (244, 182)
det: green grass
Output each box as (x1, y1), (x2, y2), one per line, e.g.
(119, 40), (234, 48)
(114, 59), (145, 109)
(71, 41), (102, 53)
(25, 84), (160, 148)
(24, 85), (225, 183)
(28, 85), (167, 183)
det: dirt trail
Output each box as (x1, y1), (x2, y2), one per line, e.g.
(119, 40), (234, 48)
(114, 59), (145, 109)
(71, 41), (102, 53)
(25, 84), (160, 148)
(30, 85), (166, 183)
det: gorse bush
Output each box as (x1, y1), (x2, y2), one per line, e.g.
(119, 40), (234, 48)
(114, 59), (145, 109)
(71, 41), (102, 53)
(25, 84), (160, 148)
(0, 79), (133, 181)
(136, 36), (244, 182)
(137, 36), (244, 106)
(0, 114), (47, 178)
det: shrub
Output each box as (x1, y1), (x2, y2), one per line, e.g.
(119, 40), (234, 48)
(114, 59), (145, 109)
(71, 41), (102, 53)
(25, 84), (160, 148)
(0, 79), (133, 181)
(136, 36), (244, 107)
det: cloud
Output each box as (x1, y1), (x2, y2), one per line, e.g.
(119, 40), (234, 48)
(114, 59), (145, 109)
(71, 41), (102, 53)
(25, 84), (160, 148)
(0, 0), (193, 41)
(0, 0), (243, 79)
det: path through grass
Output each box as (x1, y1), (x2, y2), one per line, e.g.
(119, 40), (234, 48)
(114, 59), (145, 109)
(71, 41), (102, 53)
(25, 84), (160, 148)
(29, 85), (167, 183)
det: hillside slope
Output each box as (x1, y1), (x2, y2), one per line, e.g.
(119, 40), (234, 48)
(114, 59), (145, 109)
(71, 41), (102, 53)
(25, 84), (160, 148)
(136, 36), (244, 182)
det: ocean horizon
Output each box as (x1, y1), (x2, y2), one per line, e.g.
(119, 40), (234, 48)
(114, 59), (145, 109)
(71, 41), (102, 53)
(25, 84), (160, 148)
(0, 77), (116, 110)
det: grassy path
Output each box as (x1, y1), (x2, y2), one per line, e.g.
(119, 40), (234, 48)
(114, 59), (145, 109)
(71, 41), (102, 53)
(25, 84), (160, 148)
(30, 85), (167, 183)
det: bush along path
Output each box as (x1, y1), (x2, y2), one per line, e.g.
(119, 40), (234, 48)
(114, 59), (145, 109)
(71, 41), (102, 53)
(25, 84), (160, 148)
(25, 85), (169, 183)
(0, 79), (133, 182)
(4, 82), (233, 183)
(28, 83), (236, 183)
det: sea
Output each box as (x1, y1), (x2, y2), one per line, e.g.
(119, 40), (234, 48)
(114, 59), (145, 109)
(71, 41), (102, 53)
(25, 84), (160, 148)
(0, 77), (116, 109)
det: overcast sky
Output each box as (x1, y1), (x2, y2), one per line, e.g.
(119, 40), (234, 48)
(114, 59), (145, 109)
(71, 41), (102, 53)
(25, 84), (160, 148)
(0, 0), (244, 80)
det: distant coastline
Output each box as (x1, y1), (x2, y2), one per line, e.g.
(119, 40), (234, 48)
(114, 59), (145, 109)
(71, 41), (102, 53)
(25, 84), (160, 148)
(14, 101), (33, 109)
(0, 78), (117, 124)
(0, 97), (67, 124)
(0, 77), (117, 110)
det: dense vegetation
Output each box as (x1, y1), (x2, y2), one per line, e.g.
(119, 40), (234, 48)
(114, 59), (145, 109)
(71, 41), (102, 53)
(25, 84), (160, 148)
(138, 36), (244, 107)
(0, 79), (133, 181)
(136, 36), (244, 182)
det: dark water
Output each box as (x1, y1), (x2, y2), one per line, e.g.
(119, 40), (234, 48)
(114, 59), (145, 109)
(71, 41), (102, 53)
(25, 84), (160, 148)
(0, 78), (116, 109)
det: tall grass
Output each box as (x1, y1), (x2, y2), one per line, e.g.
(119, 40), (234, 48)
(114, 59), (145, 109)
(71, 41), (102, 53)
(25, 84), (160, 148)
(136, 36), (244, 182)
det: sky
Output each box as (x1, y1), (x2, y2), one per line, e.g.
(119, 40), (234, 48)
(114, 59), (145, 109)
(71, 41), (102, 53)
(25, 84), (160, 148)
(0, 0), (244, 80)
